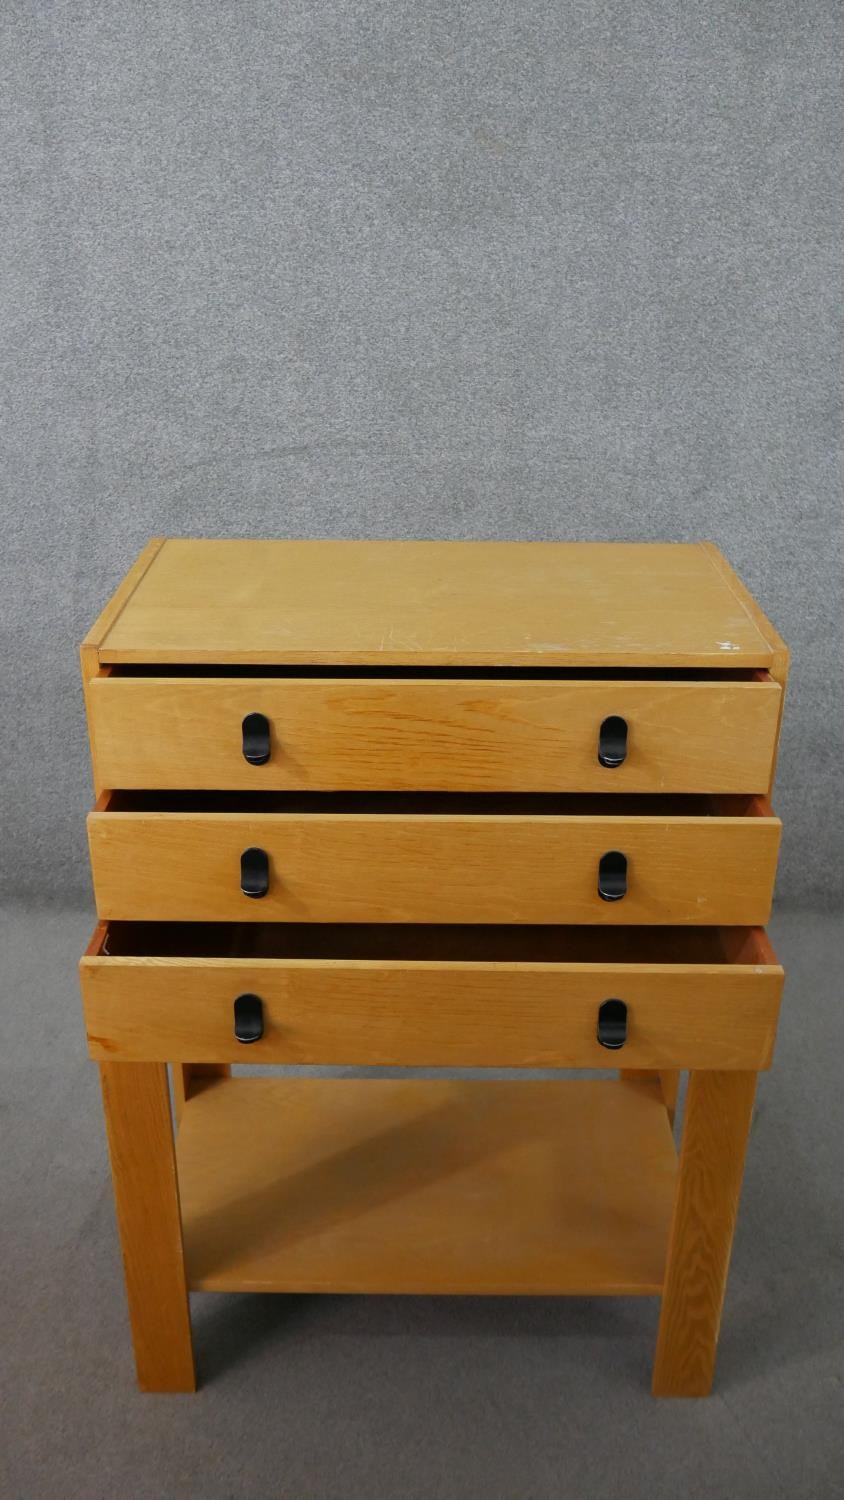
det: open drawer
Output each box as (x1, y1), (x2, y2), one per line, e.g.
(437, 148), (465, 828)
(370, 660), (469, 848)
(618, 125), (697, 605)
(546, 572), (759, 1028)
(87, 791), (782, 925)
(85, 666), (782, 794)
(81, 923), (784, 1071)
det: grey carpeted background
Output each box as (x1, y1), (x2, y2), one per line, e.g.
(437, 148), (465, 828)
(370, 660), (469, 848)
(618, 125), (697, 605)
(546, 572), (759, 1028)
(1, 0), (842, 906)
(2, 3), (843, 1496)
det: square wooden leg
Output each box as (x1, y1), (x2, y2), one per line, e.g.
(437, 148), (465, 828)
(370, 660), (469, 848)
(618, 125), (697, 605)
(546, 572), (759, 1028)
(100, 1061), (196, 1392)
(619, 1069), (680, 1126)
(652, 1069), (757, 1396)
(172, 1063), (231, 1125)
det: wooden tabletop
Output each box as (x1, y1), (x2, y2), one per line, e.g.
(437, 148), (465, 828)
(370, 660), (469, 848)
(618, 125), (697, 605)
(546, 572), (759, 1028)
(92, 538), (780, 668)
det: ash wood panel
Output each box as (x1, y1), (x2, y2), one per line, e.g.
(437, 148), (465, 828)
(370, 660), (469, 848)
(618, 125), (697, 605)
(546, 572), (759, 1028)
(80, 539), (165, 797)
(176, 1077), (677, 1294)
(700, 544), (788, 678)
(172, 1064), (230, 1125)
(96, 540), (775, 667)
(99, 1061), (195, 1392)
(86, 675), (781, 793)
(652, 1070), (758, 1396)
(86, 806), (781, 925)
(620, 1068), (681, 1125)
(81, 539), (167, 656)
(81, 955), (783, 1070)
(77, 539), (789, 1398)
(699, 545), (789, 794)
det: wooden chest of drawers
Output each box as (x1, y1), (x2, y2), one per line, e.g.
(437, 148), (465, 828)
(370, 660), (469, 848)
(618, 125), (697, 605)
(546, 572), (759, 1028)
(79, 538), (787, 1396)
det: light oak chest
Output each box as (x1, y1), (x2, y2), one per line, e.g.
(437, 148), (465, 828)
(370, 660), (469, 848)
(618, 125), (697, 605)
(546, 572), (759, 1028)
(79, 538), (787, 1395)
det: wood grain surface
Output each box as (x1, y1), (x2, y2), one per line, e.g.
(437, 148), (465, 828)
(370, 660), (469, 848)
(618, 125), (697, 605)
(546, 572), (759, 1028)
(87, 800), (781, 924)
(85, 673), (781, 793)
(176, 1076), (678, 1295)
(99, 1061), (195, 1392)
(82, 948), (783, 1070)
(652, 1069), (758, 1396)
(93, 539), (779, 667)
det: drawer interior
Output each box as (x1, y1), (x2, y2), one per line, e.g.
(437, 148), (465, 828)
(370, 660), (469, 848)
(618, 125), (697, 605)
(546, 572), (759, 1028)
(104, 660), (773, 678)
(97, 790), (773, 817)
(105, 663), (773, 682)
(92, 922), (778, 965)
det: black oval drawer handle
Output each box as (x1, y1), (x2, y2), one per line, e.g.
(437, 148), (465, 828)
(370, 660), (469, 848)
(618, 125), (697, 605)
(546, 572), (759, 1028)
(598, 715), (628, 768)
(234, 992), (264, 1043)
(598, 849), (627, 902)
(240, 846), (269, 899)
(242, 712), (271, 765)
(597, 998), (627, 1050)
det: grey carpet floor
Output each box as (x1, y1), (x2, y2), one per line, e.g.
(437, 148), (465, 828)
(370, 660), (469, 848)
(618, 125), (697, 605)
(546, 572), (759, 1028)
(2, 905), (842, 1499)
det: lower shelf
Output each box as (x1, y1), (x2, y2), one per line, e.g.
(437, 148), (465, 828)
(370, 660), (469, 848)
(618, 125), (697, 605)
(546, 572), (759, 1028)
(176, 1076), (678, 1296)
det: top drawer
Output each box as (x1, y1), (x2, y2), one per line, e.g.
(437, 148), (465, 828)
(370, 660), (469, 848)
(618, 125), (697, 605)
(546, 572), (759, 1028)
(86, 671), (781, 794)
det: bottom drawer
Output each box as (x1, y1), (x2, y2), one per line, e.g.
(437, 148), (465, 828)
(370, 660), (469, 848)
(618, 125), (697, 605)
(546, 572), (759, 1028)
(81, 924), (783, 1071)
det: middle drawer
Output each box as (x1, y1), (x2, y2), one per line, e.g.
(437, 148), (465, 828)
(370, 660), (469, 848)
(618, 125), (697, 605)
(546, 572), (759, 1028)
(88, 792), (780, 926)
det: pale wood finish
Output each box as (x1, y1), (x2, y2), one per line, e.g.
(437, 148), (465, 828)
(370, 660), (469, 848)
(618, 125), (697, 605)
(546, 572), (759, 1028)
(652, 1070), (758, 1396)
(620, 1068), (681, 1125)
(176, 1076), (677, 1294)
(99, 1061), (195, 1392)
(77, 539), (789, 1397)
(87, 802), (781, 925)
(700, 545), (788, 680)
(80, 543), (186, 1126)
(86, 674), (782, 794)
(81, 946), (783, 1071)
(701, 544), (790, 794)
(172, 1064), (230, 1125)
(81, 539), (168, 656)
(94, 540), (779, 667)
(80, 539), (165, 797)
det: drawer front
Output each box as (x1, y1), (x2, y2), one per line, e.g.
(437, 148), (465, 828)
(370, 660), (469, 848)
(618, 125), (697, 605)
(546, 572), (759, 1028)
(87, 806), (781, 925)
(80, 934), (783, 1071)
(86, 675), (781, 793)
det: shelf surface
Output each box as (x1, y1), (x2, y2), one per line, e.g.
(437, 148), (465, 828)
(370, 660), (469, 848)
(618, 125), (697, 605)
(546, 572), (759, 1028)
(97, 539), (776, 666)
(176, 1077), (677, 1296)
